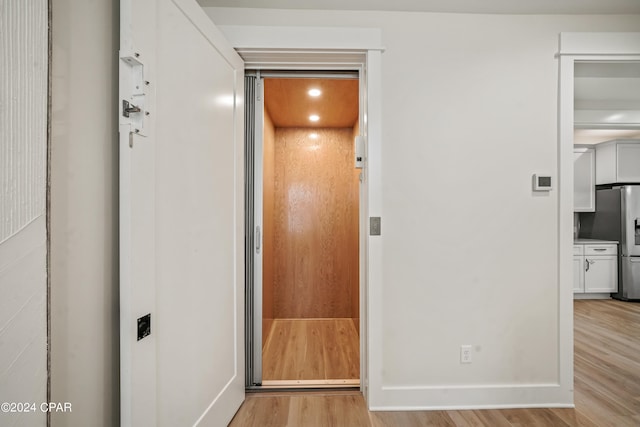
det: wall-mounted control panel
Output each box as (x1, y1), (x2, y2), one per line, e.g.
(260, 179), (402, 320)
(532, 174), (552, 191)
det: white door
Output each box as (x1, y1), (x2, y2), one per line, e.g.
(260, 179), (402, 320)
(119, 0), (245, 425)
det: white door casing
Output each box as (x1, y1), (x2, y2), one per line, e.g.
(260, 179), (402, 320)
(559, 32), (640, 403)
(119, 0), (245, 425)
(213, 23), (384, 406)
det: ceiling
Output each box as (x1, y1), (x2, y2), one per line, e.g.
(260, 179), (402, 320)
(199, 0), (640, 15)
(264, 78), (359, 128)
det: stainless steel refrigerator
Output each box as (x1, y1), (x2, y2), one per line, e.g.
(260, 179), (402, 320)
(580, 185), (640, 301)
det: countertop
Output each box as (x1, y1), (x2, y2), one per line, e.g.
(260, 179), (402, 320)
(574, 238), (618, 245)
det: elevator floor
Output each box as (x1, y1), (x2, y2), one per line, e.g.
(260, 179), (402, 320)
(262, 318), (360, 387)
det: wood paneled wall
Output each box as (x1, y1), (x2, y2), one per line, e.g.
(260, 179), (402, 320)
(272, 127), (359, 319)
(262, 109), (276, 343)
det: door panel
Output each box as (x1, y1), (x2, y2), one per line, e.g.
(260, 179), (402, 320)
(620, 256), (640, 299)
(584, 255), (617, 293)
(617, 143), (640, 183)
(119, 0), (244, 425)
(623, 186), (640, 257)
(250, 76), (264, 385)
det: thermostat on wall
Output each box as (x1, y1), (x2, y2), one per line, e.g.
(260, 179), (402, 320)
(532, 174), (552, 191)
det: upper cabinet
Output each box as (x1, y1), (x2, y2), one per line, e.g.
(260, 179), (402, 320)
(574, 147), (595, 211)
(595, 139), (640, 185)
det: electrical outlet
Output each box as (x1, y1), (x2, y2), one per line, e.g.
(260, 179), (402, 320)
(460, 345), (472, 364)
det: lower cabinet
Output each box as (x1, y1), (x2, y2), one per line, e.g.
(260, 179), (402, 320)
(574, 244), (618, 295)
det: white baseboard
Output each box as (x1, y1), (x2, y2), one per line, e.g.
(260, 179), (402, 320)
(368, 382), (573, 411)
(574, 293), (611, 300)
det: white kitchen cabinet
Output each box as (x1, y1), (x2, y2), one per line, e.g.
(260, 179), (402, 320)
(574, 147), (595, 212)
(574, 243), (618, 296)
(595, 139), (640, 185)
(584, 254), (618, 292)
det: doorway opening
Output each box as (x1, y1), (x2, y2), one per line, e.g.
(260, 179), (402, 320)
(246, 71), (362, 388)
(559, 33), (640, 408)
(572, 61), (640, 296)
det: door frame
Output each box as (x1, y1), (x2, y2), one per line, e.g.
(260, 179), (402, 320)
(558, 32), (640, 400)
(217, 24), (384, 405)
(248, 69), (364, 388)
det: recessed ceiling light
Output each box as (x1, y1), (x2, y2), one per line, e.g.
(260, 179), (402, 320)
(308, 88), (321, 97)
(310, 133), (318, 139)
(309, 115), (320, 122)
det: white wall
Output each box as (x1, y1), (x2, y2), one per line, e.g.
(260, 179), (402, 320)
(0, 1), (48, 426)
(206, 7), (640, 409)
(50, 0), (120, 425)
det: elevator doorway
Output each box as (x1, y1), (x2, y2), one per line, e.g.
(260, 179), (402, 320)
(246, 72), (362, 388)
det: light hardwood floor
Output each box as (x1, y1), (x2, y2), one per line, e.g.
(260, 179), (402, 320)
(231, 300), (640, 426)
(262, 318), (360, 383)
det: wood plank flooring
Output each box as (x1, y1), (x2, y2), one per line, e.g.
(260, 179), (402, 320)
(262, 318), (360, 382)
(231, 300), (640, 426)
(573, 299), (640, 426)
